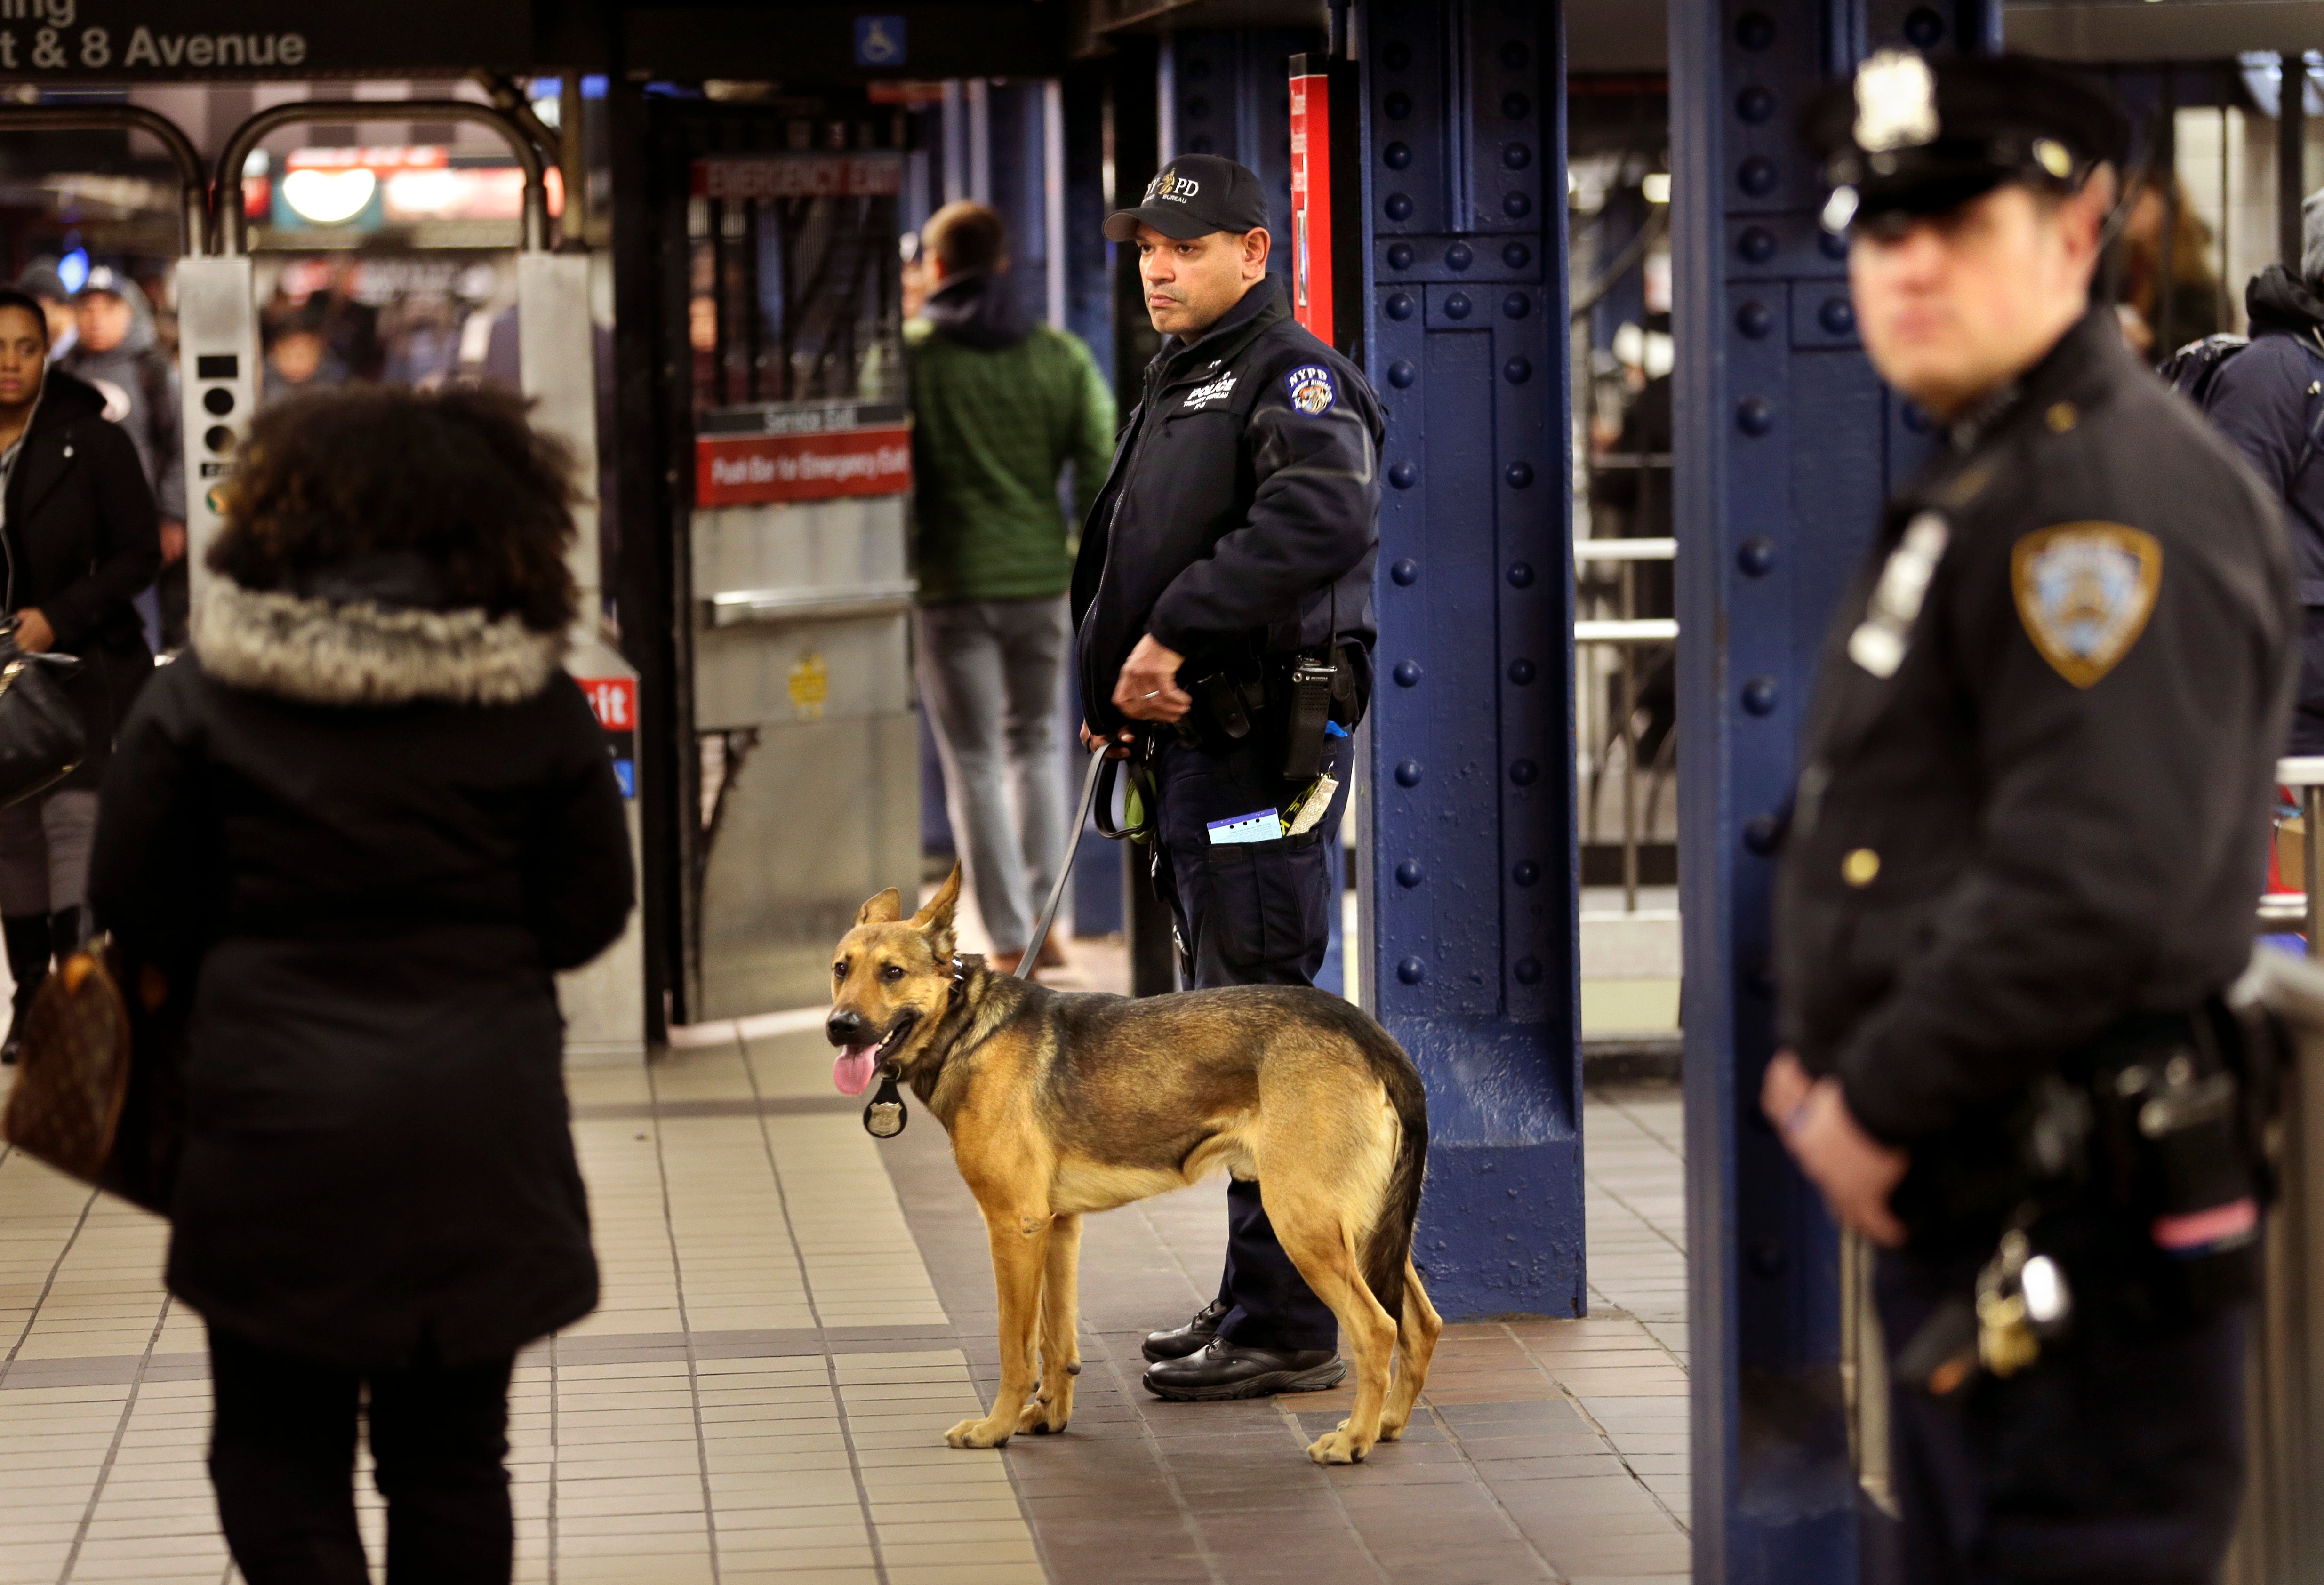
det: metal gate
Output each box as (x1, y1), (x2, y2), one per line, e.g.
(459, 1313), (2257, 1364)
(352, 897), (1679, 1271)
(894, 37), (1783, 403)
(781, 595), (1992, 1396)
(0, 97), (646, 1061)
(629, 102), (918, 1023)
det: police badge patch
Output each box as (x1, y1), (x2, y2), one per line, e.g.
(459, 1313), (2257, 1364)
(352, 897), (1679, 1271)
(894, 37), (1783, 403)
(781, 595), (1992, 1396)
(2010, 523), (2163, 688)
(1285, 364), (1336, 415)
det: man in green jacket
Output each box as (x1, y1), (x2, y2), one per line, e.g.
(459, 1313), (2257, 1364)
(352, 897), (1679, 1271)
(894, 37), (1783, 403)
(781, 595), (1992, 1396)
(908, 201), (1116, 972)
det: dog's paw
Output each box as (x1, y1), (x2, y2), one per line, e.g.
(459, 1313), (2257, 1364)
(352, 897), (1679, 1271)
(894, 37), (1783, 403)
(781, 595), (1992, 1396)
(1306, 1429), (1370, 1465)
(1018, 1399), (1070, 1435)
(1375, 1417), (1408, 1442)
(945, 1416), (1012, 1449)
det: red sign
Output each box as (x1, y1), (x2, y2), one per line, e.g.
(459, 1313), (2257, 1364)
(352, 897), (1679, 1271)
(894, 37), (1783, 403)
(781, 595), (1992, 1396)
(1289, 72), (1337, 348)
(690, 155), (903, 201)
(696, 424), (913, 506)
(868, 81), (948, 107)
(577, 677), (637, 732)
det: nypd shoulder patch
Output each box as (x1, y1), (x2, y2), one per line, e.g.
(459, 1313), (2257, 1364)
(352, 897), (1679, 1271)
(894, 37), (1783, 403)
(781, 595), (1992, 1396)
(1284, 364), (1337, 416)
(2010, 522), (2163, 688)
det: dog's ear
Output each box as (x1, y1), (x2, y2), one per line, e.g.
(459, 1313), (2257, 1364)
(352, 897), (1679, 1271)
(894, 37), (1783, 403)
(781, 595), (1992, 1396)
(911, 862), (963, 960)
(856, 887), (904, 926)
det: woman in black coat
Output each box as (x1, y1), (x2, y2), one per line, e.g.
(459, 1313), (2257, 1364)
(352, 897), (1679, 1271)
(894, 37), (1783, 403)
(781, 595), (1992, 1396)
(89, 385), (633, 1585)
(0, 287), (161, 1060)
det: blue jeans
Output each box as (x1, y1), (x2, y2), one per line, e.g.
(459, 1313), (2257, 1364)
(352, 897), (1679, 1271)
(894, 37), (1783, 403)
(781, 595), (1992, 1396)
(916, 598), (1071, 953)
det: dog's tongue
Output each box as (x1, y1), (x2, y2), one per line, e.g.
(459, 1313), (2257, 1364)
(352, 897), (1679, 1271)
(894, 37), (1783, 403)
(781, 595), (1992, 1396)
(834, 1045), (878, 1096)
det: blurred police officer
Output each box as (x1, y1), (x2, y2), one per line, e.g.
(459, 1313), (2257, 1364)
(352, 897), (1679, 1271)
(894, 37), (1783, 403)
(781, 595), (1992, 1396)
(1769, 54), (2292, 1584)
(1074, 154), (1382, 1400)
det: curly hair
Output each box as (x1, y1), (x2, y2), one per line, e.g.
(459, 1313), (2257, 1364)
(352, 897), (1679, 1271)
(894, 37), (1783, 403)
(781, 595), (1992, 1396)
(208, 384), (579, 633)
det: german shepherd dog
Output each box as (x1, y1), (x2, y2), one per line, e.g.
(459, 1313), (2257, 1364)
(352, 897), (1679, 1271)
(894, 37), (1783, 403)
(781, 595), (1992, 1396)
(825, 866), (1439, 1465)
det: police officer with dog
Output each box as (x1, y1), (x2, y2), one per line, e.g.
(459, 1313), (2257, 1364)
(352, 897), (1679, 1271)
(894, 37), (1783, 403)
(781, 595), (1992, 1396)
(1073, 153), (1382, 1401)
(1770, 53), (2292, 1582)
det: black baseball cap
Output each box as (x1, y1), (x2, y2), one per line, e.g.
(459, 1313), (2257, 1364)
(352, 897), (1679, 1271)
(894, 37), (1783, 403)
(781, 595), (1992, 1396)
(1803, 51), (2129, 231)
(1103, 154), (1270, 242)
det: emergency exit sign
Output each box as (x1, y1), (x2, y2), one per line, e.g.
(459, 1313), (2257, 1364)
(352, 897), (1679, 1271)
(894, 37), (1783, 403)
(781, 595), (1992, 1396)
(697, 424), (912, 507)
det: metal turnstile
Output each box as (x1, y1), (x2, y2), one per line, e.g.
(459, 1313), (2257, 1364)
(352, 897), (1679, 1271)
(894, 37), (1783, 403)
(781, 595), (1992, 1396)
(187, 102), (647, 1062)
(680, 150), (917, 1018)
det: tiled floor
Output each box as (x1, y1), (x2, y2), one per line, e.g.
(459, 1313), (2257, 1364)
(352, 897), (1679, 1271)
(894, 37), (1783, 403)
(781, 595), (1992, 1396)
(0, 1019), (1691, 1584)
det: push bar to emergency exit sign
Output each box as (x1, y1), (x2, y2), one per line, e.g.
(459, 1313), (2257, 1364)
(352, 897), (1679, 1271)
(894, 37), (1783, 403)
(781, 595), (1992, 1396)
(695, 424), (912, 506)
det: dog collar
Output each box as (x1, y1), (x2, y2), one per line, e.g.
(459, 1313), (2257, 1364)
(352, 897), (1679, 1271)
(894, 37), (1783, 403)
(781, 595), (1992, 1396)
(863, 956), (971, 1143)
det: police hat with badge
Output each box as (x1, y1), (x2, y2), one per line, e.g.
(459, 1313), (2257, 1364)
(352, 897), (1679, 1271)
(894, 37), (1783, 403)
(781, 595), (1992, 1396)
(1104, 153), (1271, 242)
(1803, 51), (2131, 236)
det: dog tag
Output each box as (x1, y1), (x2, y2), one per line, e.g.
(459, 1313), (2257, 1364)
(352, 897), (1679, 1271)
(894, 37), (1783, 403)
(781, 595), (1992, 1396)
(863, 1065), (907, 1139)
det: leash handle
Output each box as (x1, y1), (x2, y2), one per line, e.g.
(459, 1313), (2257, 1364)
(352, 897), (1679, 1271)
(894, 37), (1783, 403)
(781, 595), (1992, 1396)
(1018, 747), (1109, 977)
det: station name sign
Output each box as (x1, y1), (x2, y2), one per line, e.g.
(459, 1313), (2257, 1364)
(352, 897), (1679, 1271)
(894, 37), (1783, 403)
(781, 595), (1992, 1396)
(0, 0), (531, 77)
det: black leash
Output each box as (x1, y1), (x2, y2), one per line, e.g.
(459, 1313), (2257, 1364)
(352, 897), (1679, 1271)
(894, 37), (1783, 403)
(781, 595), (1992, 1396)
(1017, 746), (1109, 977)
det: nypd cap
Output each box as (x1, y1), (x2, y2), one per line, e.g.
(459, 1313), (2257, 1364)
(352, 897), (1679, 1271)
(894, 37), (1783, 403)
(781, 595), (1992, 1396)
(1803, 51), (2130, 231)
(1103, 154), (1270, 242)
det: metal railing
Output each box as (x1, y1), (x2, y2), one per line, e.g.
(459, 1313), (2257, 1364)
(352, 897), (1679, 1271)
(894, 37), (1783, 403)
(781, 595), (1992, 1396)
(2233, 760), (2324, 1580)
(213, 100), (550, 256)
(1574, 535), (1675, 913)
(2264, 757), (2324, 949)
(0, 106), (206, 254)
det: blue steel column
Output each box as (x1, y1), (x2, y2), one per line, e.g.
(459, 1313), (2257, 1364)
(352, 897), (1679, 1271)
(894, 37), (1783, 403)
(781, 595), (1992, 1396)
(1673, 3), (1995, 1580)
(1166, 28), (1313, 300)
(1358, 0), (1582, 1321)
(1063, 62), (1124, 940)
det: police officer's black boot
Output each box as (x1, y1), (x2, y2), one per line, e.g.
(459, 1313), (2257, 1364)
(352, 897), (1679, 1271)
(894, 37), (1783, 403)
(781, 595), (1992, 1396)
(1141, 1337), (1346, 1401)
(1142, 1299), (1230, 1363)
(0, 912), (52, 1065)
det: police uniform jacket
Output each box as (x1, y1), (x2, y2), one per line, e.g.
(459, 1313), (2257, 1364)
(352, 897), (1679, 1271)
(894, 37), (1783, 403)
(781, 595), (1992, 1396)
(1071, 277), (1383, 736)
(1775, 307), (2295, 1154)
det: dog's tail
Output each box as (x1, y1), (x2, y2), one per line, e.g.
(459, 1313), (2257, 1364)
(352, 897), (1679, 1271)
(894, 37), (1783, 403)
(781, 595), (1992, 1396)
(1356, 1025), (1429, 1326)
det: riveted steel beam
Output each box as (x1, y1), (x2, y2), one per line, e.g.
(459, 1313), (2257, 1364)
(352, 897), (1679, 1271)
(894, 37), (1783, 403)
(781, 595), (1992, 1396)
(1358, 0), (1583, 1322)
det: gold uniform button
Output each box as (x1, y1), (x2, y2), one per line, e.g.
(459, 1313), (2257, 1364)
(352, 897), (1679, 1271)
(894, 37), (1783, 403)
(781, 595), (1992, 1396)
(1843, 848), (1881, 887)
(2045, 401), (2077, 433)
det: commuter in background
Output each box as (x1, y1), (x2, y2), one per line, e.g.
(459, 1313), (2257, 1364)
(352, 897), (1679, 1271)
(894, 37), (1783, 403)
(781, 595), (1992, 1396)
(90, 385), (634, 1585)
(2115, 170), (2222, 359)
(63, 266), (186, 648)
(16, 260), (78, 360)
(0, 286), (160, 1063)
(906, 200), (1115, 973)
(261, 306), (350, 408)
(2201, 186), (2324, 754)
(1776, 55), (2287, 1583)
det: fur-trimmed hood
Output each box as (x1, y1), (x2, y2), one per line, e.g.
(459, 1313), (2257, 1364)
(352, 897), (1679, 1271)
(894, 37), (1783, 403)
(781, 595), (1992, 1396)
(192, 574), (568, 708)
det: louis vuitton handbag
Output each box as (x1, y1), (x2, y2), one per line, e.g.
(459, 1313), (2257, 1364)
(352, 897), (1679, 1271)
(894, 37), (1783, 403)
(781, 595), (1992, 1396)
(0, 941), (183, 1215)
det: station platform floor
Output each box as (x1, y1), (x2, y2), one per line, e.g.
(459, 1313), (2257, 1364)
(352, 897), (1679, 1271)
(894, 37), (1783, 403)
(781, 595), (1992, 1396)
(0, 1021), (1691, 1585)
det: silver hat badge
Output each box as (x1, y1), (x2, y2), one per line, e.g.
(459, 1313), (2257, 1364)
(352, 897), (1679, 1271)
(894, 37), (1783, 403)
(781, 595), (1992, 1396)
(1854, 50), (1939, 155)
